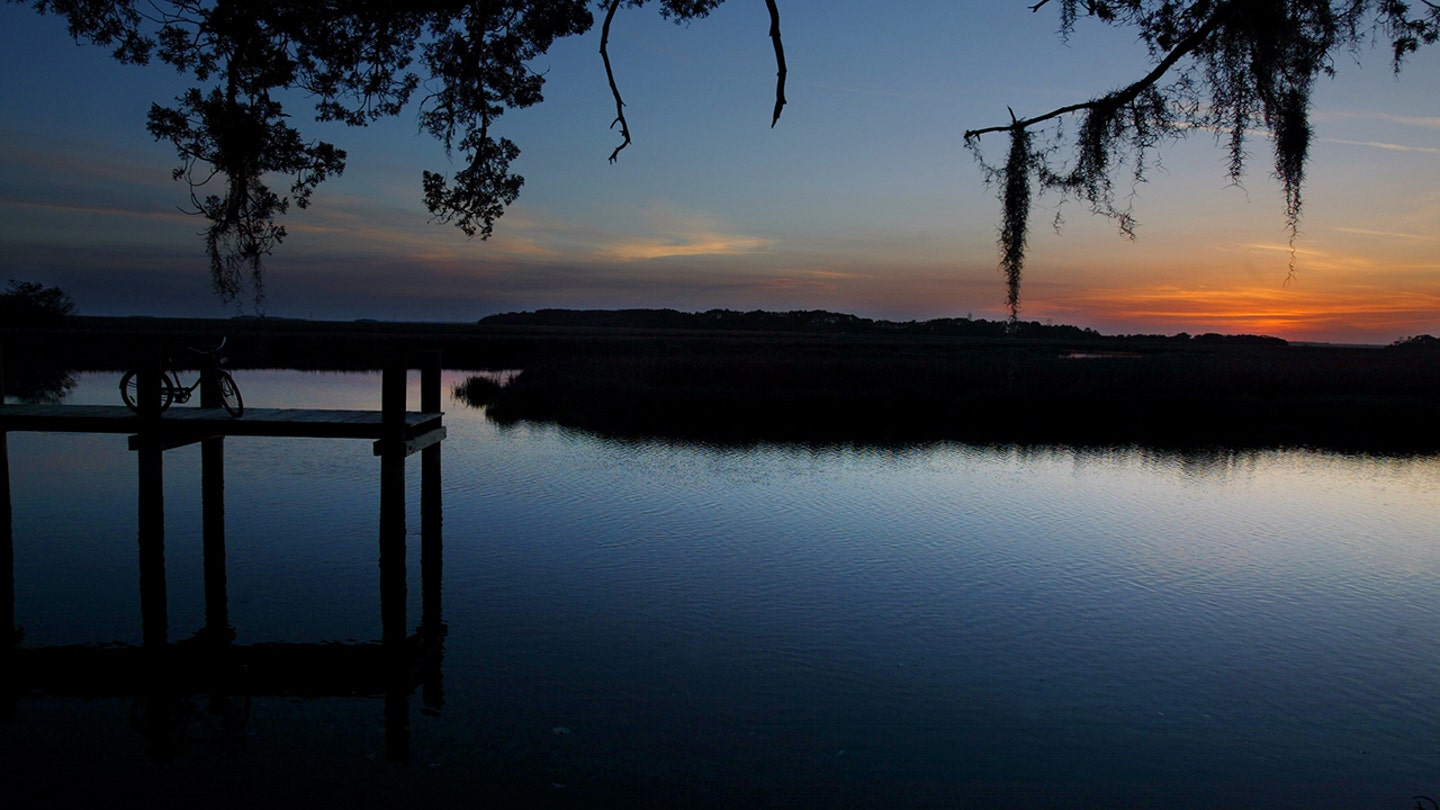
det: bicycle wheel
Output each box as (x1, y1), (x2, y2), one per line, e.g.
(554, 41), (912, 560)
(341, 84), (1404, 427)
(120, 369), (177, 412)
(216, 370), (244, 417)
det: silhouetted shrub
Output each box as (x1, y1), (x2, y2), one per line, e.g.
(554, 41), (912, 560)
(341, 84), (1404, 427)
(1, 280), (77, 327)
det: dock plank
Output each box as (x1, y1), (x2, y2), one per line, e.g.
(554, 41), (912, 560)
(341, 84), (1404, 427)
(0, 403), (443, 442)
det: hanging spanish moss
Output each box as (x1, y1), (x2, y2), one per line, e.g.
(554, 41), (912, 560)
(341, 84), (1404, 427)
(1000, 123), (1034, 325)
(965, 0), (1439, 317)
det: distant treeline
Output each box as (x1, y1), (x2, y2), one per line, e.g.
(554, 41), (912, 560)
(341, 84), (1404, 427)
(478, 308), (1290, 346)
(1390, 334), (1440, 351)
(6, 310), (1438, 450)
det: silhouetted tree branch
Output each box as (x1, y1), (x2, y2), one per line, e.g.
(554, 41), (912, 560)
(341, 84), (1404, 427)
(13, 0), (788, 307)
(964, 4), (1235, 141)
(766, 0), (786, 126)
(601, 0), (632, 163)
(11, 0), (1433, 318)
(965, 0), (1439, 321)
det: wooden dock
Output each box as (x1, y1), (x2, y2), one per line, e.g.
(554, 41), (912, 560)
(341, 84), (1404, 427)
(0, 349), (446, 453)
(3, 353), (448, 759)
(0, 403), (442, 436)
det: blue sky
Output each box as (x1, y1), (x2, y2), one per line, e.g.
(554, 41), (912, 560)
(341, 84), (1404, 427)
(1, 1), (1437, 342)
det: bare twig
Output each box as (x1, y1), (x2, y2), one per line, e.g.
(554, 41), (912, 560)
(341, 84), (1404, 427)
(766, 0), (787, 127)
(964, 0), (1236, 140)
(600, 0), (631, 163)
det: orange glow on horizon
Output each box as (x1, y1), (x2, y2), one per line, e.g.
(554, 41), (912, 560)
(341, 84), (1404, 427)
(1039, 283), (1440, 342)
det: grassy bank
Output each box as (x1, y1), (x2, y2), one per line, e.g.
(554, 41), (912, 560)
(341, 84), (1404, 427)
(4, 315), (1437, 452)
(466, 339), (1439, 451)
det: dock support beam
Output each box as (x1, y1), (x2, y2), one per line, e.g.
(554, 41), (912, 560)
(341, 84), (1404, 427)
(379, 354), (410, 761)
(136, 353), (168, 649)
(200, 378), (230, 642)
(420, 351), (443, 637)
(379, 354), (408, 648)
(419, 351), (445, 712)
(2, 339), (14, 649)
(1, 340), (15, 722)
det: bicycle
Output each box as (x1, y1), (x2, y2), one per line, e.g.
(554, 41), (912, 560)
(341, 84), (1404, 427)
(120, 338), (244, 417)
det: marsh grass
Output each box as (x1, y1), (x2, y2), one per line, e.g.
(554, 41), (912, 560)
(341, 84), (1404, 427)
(464, 339), (1440, 451)
(6, 314), (1436, 451)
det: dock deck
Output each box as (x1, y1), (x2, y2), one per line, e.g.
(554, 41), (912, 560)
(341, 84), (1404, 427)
(0, 403), (444, 444)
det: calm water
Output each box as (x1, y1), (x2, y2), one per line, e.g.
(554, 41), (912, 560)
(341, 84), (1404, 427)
(4, 371), (1439, 808)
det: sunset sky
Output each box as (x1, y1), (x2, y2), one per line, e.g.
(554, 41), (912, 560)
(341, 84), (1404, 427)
(1, 1), (1437, 343)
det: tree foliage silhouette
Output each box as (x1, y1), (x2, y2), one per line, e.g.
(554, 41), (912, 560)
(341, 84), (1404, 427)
(0, 279), (77, 326)
(965, 0), (1439, 321)
(12, 1), (1437, 313)
(11, 0), (787, 306)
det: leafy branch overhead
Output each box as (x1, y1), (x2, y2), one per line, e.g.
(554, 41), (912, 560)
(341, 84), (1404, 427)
(14, 0), (789, 306)
(965, 0), (1438, 322)
(13, 1), (1436, 316)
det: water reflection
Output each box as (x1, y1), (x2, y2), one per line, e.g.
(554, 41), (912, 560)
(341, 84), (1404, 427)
(0, 356), (77, 405)
(7, 371), (1440, 808)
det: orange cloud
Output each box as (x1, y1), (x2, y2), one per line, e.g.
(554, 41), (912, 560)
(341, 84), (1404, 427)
(600, 232), (772, 261)
(595, 205), (773, 262)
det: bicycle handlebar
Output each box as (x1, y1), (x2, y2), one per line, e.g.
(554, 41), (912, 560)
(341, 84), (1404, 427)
(186, 336), (228, 355)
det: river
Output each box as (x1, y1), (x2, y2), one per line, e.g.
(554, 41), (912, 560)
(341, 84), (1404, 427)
(3, 370), (1438, 808)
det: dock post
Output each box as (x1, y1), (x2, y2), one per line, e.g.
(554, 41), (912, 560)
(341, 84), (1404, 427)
(199, 381), (230, 643)
(2, 339), (14, 649)
(379, 354), (407, 647)
(136, 351), (168, 649)
(420, 352), (443, 635)
(1, 340), (14, 721)
(379, 352), (410, 761)
(418, 351), (445, 712)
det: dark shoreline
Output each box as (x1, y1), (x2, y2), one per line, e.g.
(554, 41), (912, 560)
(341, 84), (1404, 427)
(4, 315), (1438, 453)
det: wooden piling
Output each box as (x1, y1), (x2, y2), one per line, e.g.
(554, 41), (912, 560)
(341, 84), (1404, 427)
(379, 354), (407, 648)
(1, 339), (15, 722)
(199, 361), (230, 642)
(134, 349), (168, 647)
(418, 351), (445, 712)
(379, 352), (412, 760)
(137, 438), (167, 648)
(419, 352), (443, 634)
(1, 339), (14, 649)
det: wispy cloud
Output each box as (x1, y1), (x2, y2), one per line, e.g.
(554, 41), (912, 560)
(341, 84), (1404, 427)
(0, 197), (193, 222)
(752, 268), (870, 294)
(1362, 112), (1440, 131)
(600, 233), (772, 261)
(1333, 226), (1432, 241)
(597, 208), (772, 261)
(1239, 242), (1330, 257)
(1313, 110), (1440, 130)
(1321, 137), (1440, 155)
